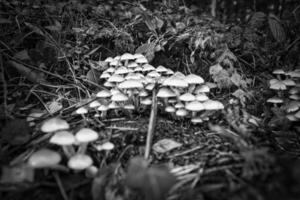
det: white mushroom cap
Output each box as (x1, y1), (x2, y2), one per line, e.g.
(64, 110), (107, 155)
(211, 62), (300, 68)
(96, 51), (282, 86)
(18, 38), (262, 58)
(135, 56), (148, 64)
(50, 130), (75, 145)
(140, 97), (152, 105)
(283, 79), (296, 86)
(76, 107), (88, 114)
(124, 104), (135, 110)
(145, 83), (155, 91)
(147, 71), (161, 78)
(267, 96), (284, 104)
(128, 62), (139, 68)
(104, 57), (114, 63)
(94, 141), (115, 151)
(203, 100), (224, 110)
(185, 101), (204, 111)
(185, 74), (204, 84)
(89, 100), (101, 108)
(104, 67), (115, 73)
(179, 93), (196, 101)
(111, 92), (129, 101)
(270, 79), (287, 90)
(142, 64), (155, 72)
(166, 69), (174, 75)
(98, 104), (109, 111)
(118, 79), (143, 89)
(28, 148), (61, 168)
(173, 72), (186, 79)
(104, 81), (115, 88)
(156, 65), (168, 73)
(191, 117), (203, 124)
(134, 66), (143, 72)
(196, 93), (209, 101)
(96, 90), (111, 98)
(109, 59), (119, 66)
(115, 66), (129, 75)
(68, 154), (93, 170)
(108, 74), (125, 83)
(176, 108), (188, 117)
(286, 70), (300, 78)
(133, 53), (145, 60)
(272, 69), (285, 75)
(100, 73), (111, 79)
(157, 87), (176, 98)
(175, 102), (185, 108)
(125, 73), (144, 80)
(75, 128), (99, 143)
(285, 101), (300, 112)
(195, 85), (210, 93)
(121, 53), (134, 61)
(163, 76), (188, 88)
(41, 117), (70, 133)
(108, 101), (120, 109)
(165, 106), (176, 113)
(139, 89), (149, 97)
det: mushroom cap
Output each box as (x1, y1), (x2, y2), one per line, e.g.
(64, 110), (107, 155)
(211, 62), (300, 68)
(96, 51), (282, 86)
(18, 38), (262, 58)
(28, 148), (61, 168)
(68, 154), (93, 170)
(191, 117), (203, 124)
(289, 87), (300, 95)
(286, 114), (298, 121)
(134, 66), (143, 72)
(98, 104), (109, 111)
(108, 101), (120, 109)
(105, 67), (115, 73)
(175, 102), (185, 108)
(173, 72), (186, 79)
(185, 101), (204, 111)
(166, 69), (174, 75)
(118, 79), (143, 89)
(75, 128), (99, 143)
(100, 73), (111, 79)
(135, 56), (148, 64)
(124, 104), (135, 110)
(272, 69), (285, 75)
(111, 92), (129, 101)
(103, 81), (115, 88)
(195, 85), (210, 93)
(156, 65), (168, 73)
(295, 110), (300, 119)
(283, 79), (296, 86)
(163, 76), (188, 88)
(205, 82), (217, 89)
(145, 83), (155, 91)
(196, 93), (209, 101)
(203, 100), (224, 110)
(104, 57), (114, 63)
(115, 66), (129, 75)
(89, 100), (101, 108)
(95, 141), (115, 151)
(109, 59), (119, 66)
(147, 71), (161, 78)
(76, 107), (88, 114)
(133, 53), (145, 60)
(142, 64), (155, 72)
(176, 108), (189, 116)
(185, 74), (204, 84)
(125, 72), (144, 80)
(286, 70), (300, 78)
(41, 117), (69, 133)
(140, 97), (152, 105)
(128, 62), (138, 68)
(270, 79), (287, 90)
(107, 74), (125, 83)
(50, 130), (75, 145)
(121, 53), (134, 61)
(267, 96), (284, 104)
(285, 101), (300, 112)
(165, 106), (176, 113)
(179, 93), (196, 101)
(157, 87), (176, 98)
(96, 90), (111, 98)
(139, 89), (149, 97)
(289, 94), (300, 100)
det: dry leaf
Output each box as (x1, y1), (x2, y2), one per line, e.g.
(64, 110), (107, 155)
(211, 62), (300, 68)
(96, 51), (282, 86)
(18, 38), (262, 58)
(152, 139), (182, 153)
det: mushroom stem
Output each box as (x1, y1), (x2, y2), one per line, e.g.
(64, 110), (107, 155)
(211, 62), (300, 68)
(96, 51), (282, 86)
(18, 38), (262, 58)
(62, 146), (75, 158)
(77, 143), (88, 154)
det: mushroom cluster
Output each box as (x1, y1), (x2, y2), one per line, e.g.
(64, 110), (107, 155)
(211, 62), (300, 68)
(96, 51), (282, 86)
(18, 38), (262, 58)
(88, 53), (224, 123)
(267, 69), (300, 121)
(28, 117), (114, 175)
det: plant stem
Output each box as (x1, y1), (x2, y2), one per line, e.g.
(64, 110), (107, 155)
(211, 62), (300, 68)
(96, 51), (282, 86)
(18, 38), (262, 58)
(144, 84), (158, 160)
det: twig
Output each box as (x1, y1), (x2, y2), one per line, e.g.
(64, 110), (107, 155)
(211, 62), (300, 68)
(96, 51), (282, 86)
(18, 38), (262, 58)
(52, 171), (68, 200)
(168, 145), (206, 158)
(144, 84), (158, 159)
(0, 53), (8, 118)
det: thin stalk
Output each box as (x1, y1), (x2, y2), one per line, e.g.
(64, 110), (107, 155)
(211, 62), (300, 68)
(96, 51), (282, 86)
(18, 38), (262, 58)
(144, 84), (158, 160)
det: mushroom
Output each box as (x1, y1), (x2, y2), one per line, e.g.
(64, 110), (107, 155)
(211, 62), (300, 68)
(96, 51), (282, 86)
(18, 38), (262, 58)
(184, 74), (204, 93)
(68, 154), (93, 170)
(185, 101), (205, 117)
(28, 148), (61, 169)
(75, 128), (99, 154)
(41, 117), (69, 133)
(121, 53), (134, 66)
(157, 87), (176, 107)
(50, 130), (76, 158)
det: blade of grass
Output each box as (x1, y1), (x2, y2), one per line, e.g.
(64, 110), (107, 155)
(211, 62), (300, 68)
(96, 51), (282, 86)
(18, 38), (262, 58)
(144, 84), (158, 160)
